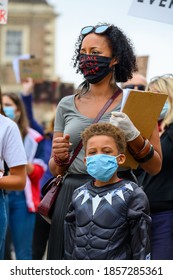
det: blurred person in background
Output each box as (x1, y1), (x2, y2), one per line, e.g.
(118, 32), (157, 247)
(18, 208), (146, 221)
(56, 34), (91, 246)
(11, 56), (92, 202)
(32, 118), (54, 259)
(21, 77), (53, 259)
(121, 72), (148, 184)
(121, 72), (147, 91)
(21, 77), (44, 135)
(140, 74), (173, 259)
(2, 92), (46, 260)
(0, 87), (27, 259)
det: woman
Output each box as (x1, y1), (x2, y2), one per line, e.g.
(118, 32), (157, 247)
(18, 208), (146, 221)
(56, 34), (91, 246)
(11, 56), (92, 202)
(2, 92), (46, 260)
(0, 87), (27, 259)
(47, 23), (162, 259)
(141, 74), (173, 259)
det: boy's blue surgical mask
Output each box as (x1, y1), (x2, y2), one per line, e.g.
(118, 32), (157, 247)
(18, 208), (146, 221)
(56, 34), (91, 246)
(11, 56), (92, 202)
(3, 106), (15, 120)
(86, 154), (120, 182)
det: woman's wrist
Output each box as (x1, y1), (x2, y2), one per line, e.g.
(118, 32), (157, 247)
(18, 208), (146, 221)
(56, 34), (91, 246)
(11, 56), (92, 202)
(53, 153), (70, 167)
(127, 134), (145, 154)
(134, 144), (154, 163)
(128, 136), (154, 163)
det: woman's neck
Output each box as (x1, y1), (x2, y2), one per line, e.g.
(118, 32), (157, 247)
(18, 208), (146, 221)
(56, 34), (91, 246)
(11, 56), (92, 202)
(89, 83), (119, 100)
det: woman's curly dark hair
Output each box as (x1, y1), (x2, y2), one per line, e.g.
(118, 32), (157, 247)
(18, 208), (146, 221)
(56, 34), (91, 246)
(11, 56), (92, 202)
(72, 23), (138, 92)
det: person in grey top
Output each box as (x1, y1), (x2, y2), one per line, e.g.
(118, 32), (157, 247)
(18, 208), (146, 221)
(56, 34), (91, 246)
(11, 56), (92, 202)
(47, 23), (162, 260)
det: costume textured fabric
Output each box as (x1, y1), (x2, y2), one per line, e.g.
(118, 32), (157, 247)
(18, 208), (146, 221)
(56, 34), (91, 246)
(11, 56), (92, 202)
(64, 180), (151, 260)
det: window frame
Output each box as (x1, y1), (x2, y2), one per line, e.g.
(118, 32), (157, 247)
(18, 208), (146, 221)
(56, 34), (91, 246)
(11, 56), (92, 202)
(1, 25), (30, 63)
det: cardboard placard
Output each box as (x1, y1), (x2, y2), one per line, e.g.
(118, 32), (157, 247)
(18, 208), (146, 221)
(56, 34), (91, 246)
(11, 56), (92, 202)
(19, 58), (42, 82)
(121, 90), (168, 169)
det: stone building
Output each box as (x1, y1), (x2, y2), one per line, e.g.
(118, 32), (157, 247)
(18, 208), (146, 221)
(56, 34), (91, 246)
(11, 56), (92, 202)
(0, 0), (74, 126)
(0, 0), (57, 92)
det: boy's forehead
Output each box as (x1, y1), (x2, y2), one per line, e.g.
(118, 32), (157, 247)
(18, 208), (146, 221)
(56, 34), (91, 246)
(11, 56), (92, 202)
(87, 135), (117, 148)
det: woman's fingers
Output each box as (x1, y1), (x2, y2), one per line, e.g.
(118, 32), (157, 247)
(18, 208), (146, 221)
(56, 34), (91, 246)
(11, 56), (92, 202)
(52, 135), (71, 160)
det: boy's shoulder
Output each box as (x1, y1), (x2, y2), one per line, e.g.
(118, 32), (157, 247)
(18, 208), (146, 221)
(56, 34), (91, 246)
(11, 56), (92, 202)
(72, 181), (94, 199)
(72, 179), (140, 197)
(119, 179), (146, 195)
(73, 181), (91, 194)
(115, 179), (139, 190)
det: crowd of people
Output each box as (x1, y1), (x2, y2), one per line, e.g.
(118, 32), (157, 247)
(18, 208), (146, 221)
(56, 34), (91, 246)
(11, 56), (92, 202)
(0, 22), (173, 260)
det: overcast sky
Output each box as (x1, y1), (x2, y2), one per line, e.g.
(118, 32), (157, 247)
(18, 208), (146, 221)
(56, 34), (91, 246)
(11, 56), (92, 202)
(47, 0), (173, 87)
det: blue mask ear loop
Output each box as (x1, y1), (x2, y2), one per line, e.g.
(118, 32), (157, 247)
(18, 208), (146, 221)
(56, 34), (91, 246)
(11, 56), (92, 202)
(115, 154), (121, 160)
(115, 154), (124, 166)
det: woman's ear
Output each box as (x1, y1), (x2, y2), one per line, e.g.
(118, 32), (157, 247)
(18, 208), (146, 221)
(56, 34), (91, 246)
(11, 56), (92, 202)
(83, 157), (86, 165)
(110, 57), (118, 68)
(112, 57), (119, 65)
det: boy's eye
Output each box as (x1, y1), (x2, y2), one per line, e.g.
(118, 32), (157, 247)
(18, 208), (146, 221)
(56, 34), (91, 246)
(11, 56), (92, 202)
(104, 150), (111, 154)
(88, 151), (96, 155)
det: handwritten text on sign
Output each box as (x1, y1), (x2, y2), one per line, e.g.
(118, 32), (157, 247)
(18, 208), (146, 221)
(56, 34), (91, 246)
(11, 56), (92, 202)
(0, 0), (8, 24)
(128, 0), (173, 25)
(19, 58), (43, 82)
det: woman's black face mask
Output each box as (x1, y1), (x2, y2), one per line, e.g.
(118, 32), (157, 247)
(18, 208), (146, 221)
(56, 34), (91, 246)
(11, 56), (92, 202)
(79, 54), (112, 84)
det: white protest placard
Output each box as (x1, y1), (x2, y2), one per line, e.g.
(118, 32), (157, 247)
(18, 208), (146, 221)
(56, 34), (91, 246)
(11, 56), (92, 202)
(128, 0), (173, 25)
(12, 54), (31, 83)
(0, 0), (8, 24)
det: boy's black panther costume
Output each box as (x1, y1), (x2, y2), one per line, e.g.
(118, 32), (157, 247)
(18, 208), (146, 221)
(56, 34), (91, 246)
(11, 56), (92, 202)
(64, 180), (151, 260)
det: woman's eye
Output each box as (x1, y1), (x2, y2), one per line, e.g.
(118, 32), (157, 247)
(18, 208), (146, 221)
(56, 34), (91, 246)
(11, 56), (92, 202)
(91, 51), (100, 55)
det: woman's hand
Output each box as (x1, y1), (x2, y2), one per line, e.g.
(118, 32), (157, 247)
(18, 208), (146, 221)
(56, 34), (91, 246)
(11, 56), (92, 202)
(110, 111), (140, 141)
(49, 133), (72, 176)
(52, 134), (71, 161)
(110, 112), (162, 175)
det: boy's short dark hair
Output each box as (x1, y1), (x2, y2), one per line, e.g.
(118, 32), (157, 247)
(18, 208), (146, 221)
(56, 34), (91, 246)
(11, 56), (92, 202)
(81, 122), (126, 153)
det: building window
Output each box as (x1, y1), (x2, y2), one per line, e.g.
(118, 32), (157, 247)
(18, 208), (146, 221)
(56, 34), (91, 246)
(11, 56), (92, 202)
(6, 30), (22, 57)
(0, 25), (29, 63)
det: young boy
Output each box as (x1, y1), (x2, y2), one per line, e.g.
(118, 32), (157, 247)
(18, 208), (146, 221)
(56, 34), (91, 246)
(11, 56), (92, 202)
(64, 123), (151, 260)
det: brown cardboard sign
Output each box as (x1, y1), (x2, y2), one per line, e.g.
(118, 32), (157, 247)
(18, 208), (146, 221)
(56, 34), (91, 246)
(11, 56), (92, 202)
(19, 58), (42, 82)
(121, 90), (168, 169)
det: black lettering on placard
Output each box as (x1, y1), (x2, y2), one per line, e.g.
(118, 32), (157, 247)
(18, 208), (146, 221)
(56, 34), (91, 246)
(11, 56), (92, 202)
(137, 0), (156, 4)
(159, 0), (167, 7)
(137, 0), (173, 7)
(169, 0), (173, 8)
